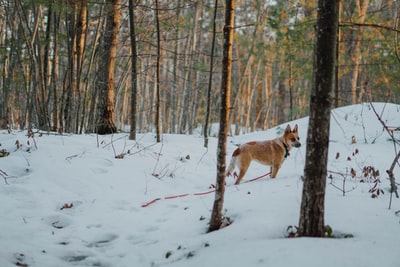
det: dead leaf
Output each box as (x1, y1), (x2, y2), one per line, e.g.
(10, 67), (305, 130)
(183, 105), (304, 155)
(60, 203), (73, 210)
(350, 168), (356, 178)
(115, 153), (125, 159)
(0, 149), (9, 157)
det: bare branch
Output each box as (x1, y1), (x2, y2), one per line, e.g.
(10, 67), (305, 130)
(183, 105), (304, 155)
(339, 22), (400, 33)
(394, 7), (400, 64)
(368, 101), (400, 207)
(1, 169), (9, 184)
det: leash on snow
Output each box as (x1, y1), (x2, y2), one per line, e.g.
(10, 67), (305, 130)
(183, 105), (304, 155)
(141, 171), (272, 208)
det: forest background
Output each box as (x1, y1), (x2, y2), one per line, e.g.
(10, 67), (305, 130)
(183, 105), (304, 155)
(0, 0), (399, 136)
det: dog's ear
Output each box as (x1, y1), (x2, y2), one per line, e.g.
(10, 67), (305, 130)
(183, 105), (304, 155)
(285, 124), (292, 134)
(293, 124), (298, 133)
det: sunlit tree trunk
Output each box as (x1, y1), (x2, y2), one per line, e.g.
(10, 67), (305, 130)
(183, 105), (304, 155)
(209, 0), (235, 233)
(83, 4), (104, 133)
(351, 0), (369, 104)
(341, 0), (369, 105)
(75, 0), (87, 133)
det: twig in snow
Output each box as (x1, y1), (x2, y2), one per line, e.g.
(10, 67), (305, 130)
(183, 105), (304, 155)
(152, 143), (164, 178)
(1, 169), (9, 184)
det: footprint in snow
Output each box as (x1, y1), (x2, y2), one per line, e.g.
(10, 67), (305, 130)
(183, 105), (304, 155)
(87, 223), (102, 229)
(43, 214), (72, 229)
(61, 252), (110, 267)
(90, 158), (114, 174)
(91, 167), (108, 174)
(13, 253), (32, 267)
(86, 233), (118, 248)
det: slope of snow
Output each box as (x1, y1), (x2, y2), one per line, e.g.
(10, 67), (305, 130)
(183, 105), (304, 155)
(0, 102), (399, 267)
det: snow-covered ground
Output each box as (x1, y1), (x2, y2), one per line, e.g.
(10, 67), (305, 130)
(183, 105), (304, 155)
(1, 102), (399, 267)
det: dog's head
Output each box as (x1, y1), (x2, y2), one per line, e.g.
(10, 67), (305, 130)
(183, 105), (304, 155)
(283, 124), (301, 148)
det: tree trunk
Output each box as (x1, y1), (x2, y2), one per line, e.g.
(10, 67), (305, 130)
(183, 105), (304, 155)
(204, 0), (218, 148)
(171, 0), (181, 134)
(95, 0), (120, 135)
(83, 4), (104, 133)
(178, 2), (200, 134)
(129, 0), (138, 140)
(155, 0), (161, 142)
(51, 7), (60, 131)
(298, 0), (339, 237)
(340, 0), (369, 105)
(350, 0), (369, 104)
(208, 0), (235, 233)
(64, 2), (77, 133)
(75, 0), (87, 133)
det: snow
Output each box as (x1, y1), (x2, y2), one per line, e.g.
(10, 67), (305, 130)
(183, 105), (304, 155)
(1, 102), (400, 267)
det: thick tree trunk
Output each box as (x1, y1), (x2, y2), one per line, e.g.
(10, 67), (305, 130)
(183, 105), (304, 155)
(95, 0), (120, 135)
(208, 0), (235, 233)
(298, 0), (339, 237)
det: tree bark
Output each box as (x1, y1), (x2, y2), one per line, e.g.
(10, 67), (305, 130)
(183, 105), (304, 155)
(51, 7), (60, 131)
(204, 0), (218, 148)
(75, 0), (87, 133)
(129, 0), (138, 140)
(83, 4), (104, 133)
(208, 0), (235, 233)
(64, 2), (77, 133)
(95, 0), (120, 135)
(298, 0), (339, 237)
(155, 0), (161, 142)
(340, 0), (369, 105)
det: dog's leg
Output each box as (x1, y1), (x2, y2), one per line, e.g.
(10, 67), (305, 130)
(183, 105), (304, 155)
(234, 163), (249, 185)
(226, 157), (236, 177)
(226, 149), (239, 176)
(270, 164), (281, 178)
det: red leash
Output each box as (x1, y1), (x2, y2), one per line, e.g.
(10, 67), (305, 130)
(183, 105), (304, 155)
(141, 171), (271, 208)
(242, 171), (271, 183)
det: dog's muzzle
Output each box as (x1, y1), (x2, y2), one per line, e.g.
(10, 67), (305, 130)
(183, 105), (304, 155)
(294, 143), (301, 148)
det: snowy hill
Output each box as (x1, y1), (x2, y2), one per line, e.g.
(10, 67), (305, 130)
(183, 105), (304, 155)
(1, 102), (400, 267)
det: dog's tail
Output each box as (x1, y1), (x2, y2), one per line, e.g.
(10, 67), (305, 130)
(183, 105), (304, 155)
(226, 148), (239, 176)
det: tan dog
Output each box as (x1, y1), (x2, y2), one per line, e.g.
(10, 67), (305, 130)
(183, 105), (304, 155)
(226, 124), (301, 184)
